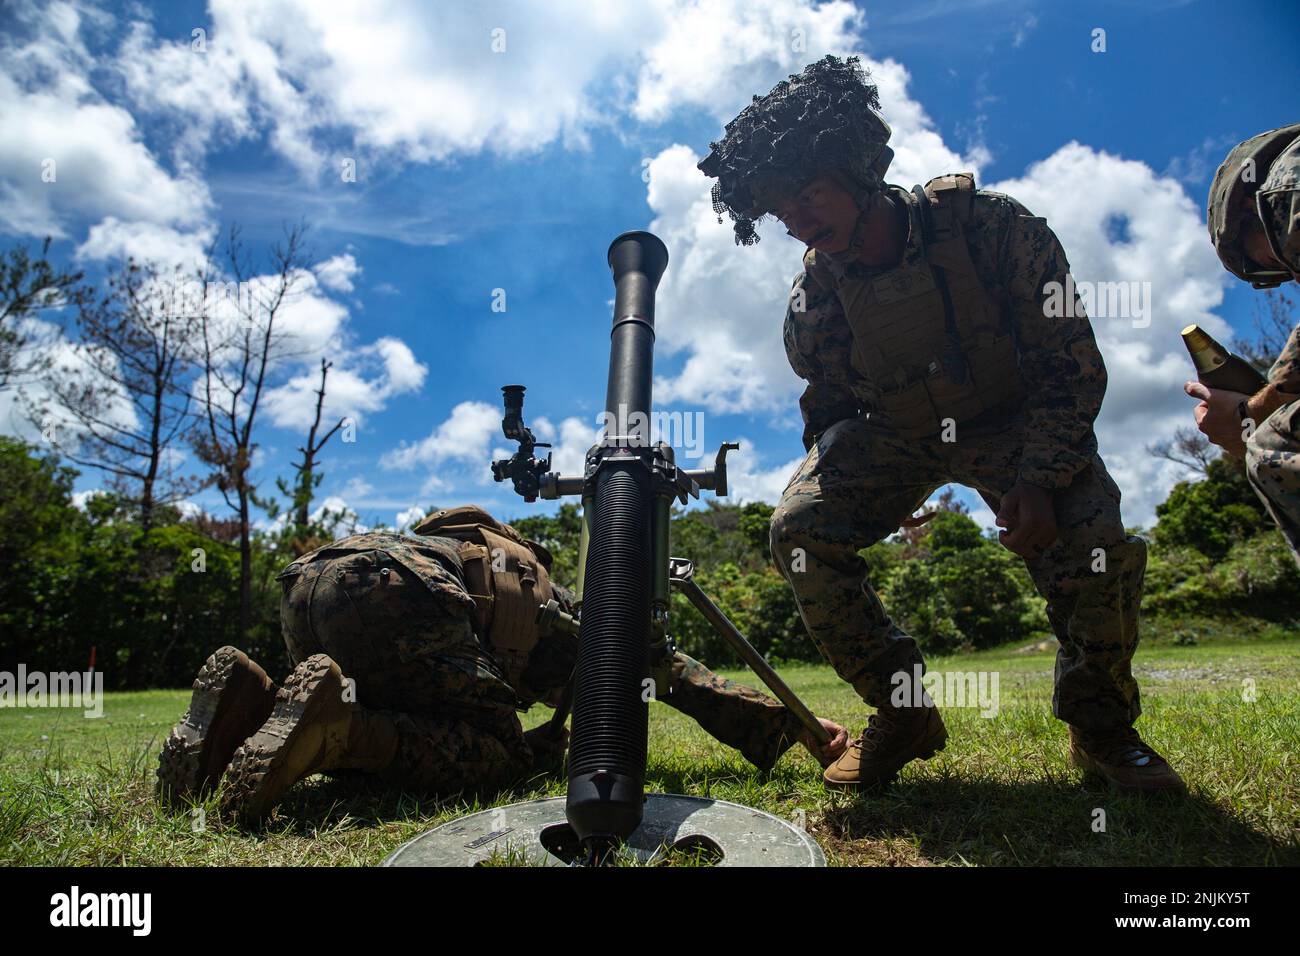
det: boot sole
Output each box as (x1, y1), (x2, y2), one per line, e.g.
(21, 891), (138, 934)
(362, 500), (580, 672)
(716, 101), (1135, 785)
(222, 655), (345, 823)
(157, 647), (276, 806)
(823, 733), (948, 790)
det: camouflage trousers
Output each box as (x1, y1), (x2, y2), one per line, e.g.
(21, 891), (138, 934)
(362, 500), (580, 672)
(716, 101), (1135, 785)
(661, 651), (804, 770)
(1245, 398), (1300, 566)
(769, 415), (1146, 735)
(279, 540), (803, 798)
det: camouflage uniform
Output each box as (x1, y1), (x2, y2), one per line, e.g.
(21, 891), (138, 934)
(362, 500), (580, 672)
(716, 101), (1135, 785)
(770, 183), (1147, 735)
(1256, 132), (1300, 279)
(278, 531), (804, 796)
(1246, 324), (1300, 564)
(1210, 126), (1300, 564)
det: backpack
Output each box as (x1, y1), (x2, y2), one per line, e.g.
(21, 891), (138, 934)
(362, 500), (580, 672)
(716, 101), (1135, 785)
(412, 505), (555, 690)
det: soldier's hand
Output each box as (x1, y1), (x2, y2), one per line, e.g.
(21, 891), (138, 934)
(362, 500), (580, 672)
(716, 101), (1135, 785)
(799, 717), (848, 768)
(996, 481), (1058, 559)
(1185, 381), (1250, 456)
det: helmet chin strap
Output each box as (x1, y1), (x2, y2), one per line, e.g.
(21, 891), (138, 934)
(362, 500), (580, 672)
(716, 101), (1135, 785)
(845, 208), (869, 255)
(843, 187), (881, 257)
(819, 167), (883, 259)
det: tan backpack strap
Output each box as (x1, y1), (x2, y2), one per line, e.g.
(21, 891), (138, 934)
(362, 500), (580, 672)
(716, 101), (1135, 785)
(479, 527), (553, 654)
(454, 541), (494, 639)
(922, 172), (977, 244)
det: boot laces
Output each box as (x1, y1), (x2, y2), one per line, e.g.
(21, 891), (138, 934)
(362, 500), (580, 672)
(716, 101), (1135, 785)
(853, 711), (899, 755)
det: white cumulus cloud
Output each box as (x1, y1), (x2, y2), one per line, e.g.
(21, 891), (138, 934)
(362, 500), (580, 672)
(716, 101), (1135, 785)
(0, 3), (211, 240)
(262, 336), (428, 431)
(383, 400), (507, 473)
(988, 143), (1230, 525)
(314, 253), (361, 293)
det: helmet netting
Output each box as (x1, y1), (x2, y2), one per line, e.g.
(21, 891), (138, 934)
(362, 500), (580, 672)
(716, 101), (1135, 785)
(697, 55), (892, 246)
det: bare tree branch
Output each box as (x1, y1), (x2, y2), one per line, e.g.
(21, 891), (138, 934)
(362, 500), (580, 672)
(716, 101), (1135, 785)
(25, 258), (206, 529)
(1147, 426), (1218, 478)
(274, 356), (346, 551)
(192, 221), (314, 640)
(0, 237), (88, 391)
(1233, 287), (1296, 375)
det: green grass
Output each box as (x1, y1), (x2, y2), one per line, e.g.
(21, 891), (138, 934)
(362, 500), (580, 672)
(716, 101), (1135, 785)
(2, 632), (1297, 866)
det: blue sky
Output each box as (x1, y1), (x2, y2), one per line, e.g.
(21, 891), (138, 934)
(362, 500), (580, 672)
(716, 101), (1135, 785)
(1, 0), (1296, 532)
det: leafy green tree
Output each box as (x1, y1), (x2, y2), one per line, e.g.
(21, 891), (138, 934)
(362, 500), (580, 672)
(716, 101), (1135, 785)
(1143, 531), (1299, 619)
(737, 501), (775, 564)
(0, 437), (280, 688)
(669, 561), (814, 666)
(671, 500), (763, 573)
(882, 512), (1037, 653)
(0, 436), (85, 670)
(1153, 456), (1271, 560)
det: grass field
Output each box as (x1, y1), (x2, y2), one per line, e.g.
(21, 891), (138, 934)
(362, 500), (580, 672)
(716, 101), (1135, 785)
(2, 630), (1297, 866)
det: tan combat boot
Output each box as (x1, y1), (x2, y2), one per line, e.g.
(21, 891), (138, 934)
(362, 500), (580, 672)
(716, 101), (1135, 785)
(221, 654), (400, 823)
(157, 646), (279, 807)
(1068, 726), (1187, 794)
(823, 703), (947, 789)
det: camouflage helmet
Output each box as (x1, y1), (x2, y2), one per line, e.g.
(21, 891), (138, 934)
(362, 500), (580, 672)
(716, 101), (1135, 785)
(1207, 123), (1300, 288)
(697, 54), (892, 246)
(1257, 130), (1300, 281)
